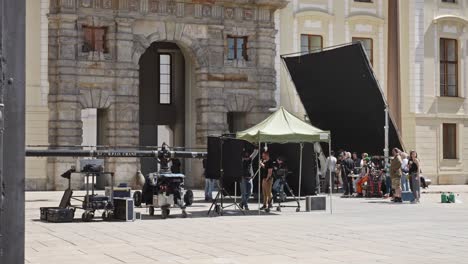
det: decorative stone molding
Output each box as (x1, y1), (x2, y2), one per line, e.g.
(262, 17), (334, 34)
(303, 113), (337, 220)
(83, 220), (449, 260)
(132, 27), (209, 67)
(225, 94), (254, 113)
(78, 88), (114, 109)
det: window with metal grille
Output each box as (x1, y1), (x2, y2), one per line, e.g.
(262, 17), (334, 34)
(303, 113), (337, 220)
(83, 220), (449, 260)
(353, 37), (373, 65)
(82, 26), (108, 53)
(227, 36), (248, 60)
(300, 34), (323, 53)
(443, 123), (457, 159)
(440, 38), (458, 97)
(159, 54), (171, 105)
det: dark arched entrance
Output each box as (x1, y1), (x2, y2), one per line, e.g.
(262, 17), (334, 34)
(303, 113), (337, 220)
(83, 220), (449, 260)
(139, 42), (186, 175)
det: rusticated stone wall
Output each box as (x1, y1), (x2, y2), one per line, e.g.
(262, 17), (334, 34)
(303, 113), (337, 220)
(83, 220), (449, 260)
(47, 0), (286, 189)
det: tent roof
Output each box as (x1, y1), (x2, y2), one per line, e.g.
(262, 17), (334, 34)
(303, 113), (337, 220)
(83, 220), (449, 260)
(236, 107), (330, 143)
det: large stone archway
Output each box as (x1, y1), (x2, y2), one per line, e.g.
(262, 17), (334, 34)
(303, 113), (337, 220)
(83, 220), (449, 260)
(47, 0), (285, 190)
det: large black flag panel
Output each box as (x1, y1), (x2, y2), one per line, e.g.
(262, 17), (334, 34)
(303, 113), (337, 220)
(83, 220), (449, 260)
(282, 43), (403, 155)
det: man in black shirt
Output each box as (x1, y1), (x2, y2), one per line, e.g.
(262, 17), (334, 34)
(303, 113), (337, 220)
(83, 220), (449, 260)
(260, 151), (274, 210)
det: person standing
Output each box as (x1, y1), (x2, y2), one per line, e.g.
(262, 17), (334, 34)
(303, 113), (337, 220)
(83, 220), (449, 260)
(240, 148), (258, 210)
(408, 150), (421, 203)
(352, 152), (361, 174)
(260, 151), (274, 210)
(400, 153), (410, 192)
(324, 151), (337, 193)
(203, 158), (215, 202)
(341, 152), (355, 196)
(390, 148), (403, 203)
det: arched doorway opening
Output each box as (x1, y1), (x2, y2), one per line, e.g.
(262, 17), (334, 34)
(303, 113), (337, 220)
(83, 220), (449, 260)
(139, 42), (187, 175)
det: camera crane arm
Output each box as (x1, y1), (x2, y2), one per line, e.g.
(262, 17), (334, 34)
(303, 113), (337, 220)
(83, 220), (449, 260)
(25, 149), (207, 159)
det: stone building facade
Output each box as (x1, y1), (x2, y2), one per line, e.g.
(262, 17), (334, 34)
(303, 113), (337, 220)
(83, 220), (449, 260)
(34, 0), (286, 190)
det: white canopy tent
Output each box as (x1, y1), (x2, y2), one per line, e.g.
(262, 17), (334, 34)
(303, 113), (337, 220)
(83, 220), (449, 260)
(236, 107), (333, 213)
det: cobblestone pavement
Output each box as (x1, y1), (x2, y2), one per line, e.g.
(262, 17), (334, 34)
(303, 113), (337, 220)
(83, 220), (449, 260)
(26, 185), (468, 264)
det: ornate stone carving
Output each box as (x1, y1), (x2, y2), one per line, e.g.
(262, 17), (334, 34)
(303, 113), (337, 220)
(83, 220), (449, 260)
(244, 9), (253, 20)
(225, 7), (234, 19)
(202, 5), (211, 17)
(81, 0), (92, 8)
(167, 1), (177, 15)
(103, 0), (113, 9)
(149, 0), (158, 12)
(128, 0), (139, 11)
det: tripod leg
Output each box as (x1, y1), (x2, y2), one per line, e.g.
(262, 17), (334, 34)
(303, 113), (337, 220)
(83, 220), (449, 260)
(207, 191), (222, 216)
(285, 183), (300, 208)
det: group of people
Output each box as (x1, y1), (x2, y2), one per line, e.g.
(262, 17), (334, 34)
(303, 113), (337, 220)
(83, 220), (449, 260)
(203, 147), (289, 211)
(241, 149), (288, 211)
(325, 148), (423, 203)
(390, 148), (422, 203)
(204, 144), (425, 209)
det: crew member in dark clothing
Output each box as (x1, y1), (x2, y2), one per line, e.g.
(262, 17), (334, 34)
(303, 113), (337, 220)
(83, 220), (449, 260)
(341, 152), (355, 196)
(352, 152), (361, 174)
(260, 151), (274, 210)
(240, 148), (258, 210)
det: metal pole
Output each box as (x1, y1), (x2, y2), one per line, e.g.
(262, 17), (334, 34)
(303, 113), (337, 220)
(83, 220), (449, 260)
(384, 107), (390, 177)
(315, 154), (320, 194)
(298, 143), (304, 208)
(258, 140), (261, 214)
(0, 0), (25, 262)
(329, 137), (333, 215)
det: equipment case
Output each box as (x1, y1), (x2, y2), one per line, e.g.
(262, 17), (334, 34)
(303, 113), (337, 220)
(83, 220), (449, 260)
(40, 207), (75, 223)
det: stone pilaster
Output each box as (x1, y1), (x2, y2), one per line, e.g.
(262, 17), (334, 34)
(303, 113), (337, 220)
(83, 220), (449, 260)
(106, 18), (140, 186)
(48, 14), (83, 190)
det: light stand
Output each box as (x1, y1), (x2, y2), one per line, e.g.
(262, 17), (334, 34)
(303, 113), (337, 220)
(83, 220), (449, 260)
(207, 137), (245, 216)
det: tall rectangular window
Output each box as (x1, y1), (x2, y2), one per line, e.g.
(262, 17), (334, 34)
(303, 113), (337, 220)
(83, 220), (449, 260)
(82, 26), (108, 53)
(227, 36), (248, 60)
(300, 34), (323, 53)
(443, 123), (457, 159)
(159, 54), (171, 105)
(440, 38), (458, 97)
(353, 37), (373, 64)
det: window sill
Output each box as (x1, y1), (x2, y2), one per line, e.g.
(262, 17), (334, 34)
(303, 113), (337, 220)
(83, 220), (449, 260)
(437, 96), (465, 100)
(439, 2), (461, 9)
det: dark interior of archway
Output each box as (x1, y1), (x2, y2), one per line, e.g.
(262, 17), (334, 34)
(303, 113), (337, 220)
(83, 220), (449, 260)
(139, 42), (186, 175)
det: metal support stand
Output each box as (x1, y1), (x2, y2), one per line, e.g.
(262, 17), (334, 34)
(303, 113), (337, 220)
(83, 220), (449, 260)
(207, 139), (244, 216)
(298, 143), (304, 210)
(384, 107), (390, 177)
(329, 136), (333, 215)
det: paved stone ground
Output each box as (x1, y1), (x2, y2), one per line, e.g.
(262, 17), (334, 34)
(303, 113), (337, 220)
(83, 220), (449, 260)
(26, 185), (468, 264)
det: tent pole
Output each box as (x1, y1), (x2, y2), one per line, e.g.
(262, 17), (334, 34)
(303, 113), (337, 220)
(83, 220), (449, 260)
(258, 140), (261, 215)
(298, 143), (304, 210)
(329, 137), (333, 215)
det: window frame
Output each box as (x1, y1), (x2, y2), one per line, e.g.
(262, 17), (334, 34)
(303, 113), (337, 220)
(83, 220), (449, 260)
(227, 36), (248, 61)
(352, 37), (373, 65)
(443, 123), (457, 160)
(440, 38), (458, 97)
(442, 0), (456, 3)
(300, 34), (323, 53)
(159, 53), (172, 105)
(82, 25), (108, 53)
